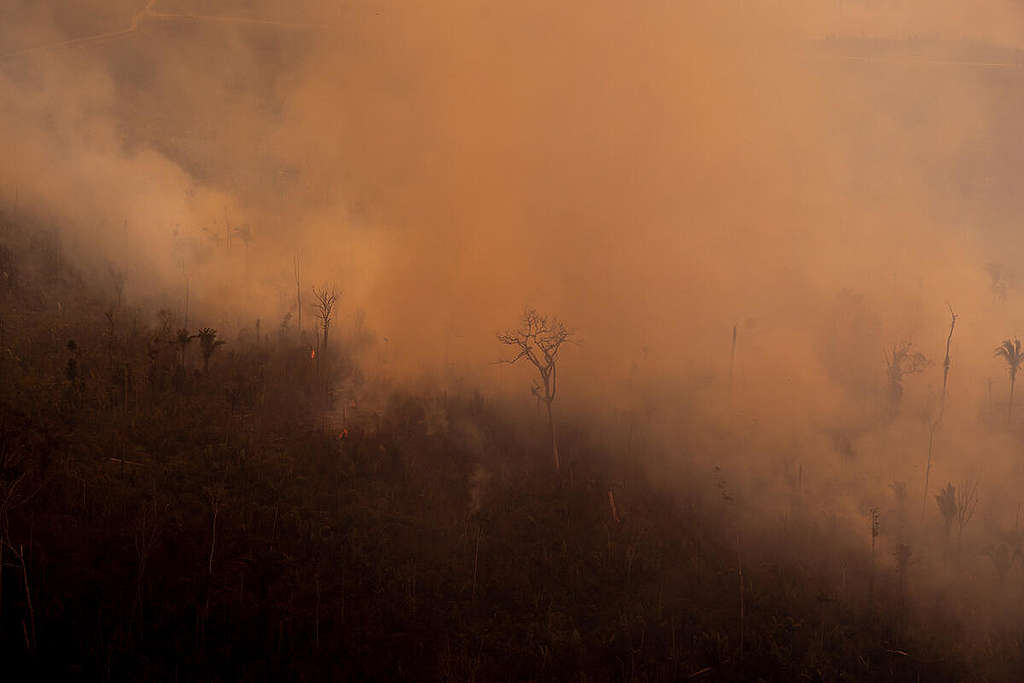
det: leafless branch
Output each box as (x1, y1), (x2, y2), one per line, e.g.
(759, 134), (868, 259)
(312, 285), (339, 348)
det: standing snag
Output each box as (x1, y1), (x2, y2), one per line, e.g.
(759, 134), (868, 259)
(497, 308), (574, 472)
(868, 506), (880, 601)
(293, 255), (302, 338)
(938, 305), (957, 422)
(312, 285), (339, 350)
(729, 324), (737, 401)
(922, 306), (957, 523)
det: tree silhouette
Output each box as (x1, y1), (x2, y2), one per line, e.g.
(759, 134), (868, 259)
(170, 328), (197, 369)
(921, 307), (957, 525)
(312, 285), (338, 350)
(994, 338), (1024, 419)
(293, 255), (302, 338)
(234, 225), (253, 276)
(196, 328), (225, 372)
(885, 341), (928, 414)
(955, 480), (980, 566)
(936, 483), (956, 537)
(986, 263), (1008, 303)
(497, 308), (574, 472)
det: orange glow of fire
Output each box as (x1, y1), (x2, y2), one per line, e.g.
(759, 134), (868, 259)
(311, 349), (316, 359)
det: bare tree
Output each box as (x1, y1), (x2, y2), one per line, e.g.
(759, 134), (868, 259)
(497, 308), (574, 472)
(0, 473), (37, 653)
(995, 338), (1024, 420)
(728, 324), (737, 406)
(294, 255), (302, 338)
(223, 208), (232, 249)
(108, 264), (125, 310)
(312, 285), (339, 350)
(132, 506), (161, 640)
(922, 306), (957, 523)
(204, 486), (224, 575)
(938, 305), (957, 422)
(869, 506), (880, 599)
(0, 473), (26, 629)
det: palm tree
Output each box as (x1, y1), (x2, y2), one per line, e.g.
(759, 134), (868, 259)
(995, 338), (1024, 419)
(196, 328), (225, 372)
(170, 328), (196, 369)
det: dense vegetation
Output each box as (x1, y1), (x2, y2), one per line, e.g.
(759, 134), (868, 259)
(0, 216), (1017, 681)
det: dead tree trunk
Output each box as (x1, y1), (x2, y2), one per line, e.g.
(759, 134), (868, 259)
(1011, 374), (1017, 421)
(497, 309), (573, 474)
(294, 256), (302, 338)
(545, 399), (559, 472)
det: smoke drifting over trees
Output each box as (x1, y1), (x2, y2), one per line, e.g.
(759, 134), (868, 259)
(6, 0), (1024, 679)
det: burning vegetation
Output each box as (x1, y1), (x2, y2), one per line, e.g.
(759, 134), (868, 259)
(7, 0), (1024, 680)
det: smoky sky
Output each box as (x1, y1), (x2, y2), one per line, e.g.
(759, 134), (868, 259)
(3, 0), (1024, 432)
(13, 2), (1024, 633)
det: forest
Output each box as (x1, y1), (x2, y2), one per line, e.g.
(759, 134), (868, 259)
(4, 207), (1024, 682)
(7, 0), (1024, 681)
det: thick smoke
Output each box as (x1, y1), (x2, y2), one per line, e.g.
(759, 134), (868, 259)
(5, 1), (1024, 562)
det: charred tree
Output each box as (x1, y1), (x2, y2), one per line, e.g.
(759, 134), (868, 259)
(497, 308), (574, 472)
(312, 285), (339, 350)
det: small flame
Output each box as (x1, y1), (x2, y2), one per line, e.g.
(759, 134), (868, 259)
(338, 428), (349, 440)
(311, 348), (316, 359)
